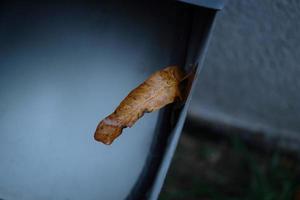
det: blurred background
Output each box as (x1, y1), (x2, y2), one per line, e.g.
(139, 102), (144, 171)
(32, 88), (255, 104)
(161, 0), (300, 199)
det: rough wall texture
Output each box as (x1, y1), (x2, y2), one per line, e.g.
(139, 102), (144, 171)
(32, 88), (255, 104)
(190, 0), (300, 147)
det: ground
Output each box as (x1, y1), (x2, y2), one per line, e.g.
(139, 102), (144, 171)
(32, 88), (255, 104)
(160, 130), (300, 200)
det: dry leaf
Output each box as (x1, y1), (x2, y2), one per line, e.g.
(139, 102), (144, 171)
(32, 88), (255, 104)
(94, 65), (185, 145)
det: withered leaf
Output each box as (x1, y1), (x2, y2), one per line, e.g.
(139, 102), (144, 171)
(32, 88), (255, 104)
(94, 66), (185, 145)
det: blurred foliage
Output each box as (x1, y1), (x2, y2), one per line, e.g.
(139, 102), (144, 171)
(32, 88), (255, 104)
(160, 133), (300, 200)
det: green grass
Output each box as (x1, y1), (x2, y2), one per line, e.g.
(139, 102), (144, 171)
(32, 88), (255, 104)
(160, 133), (300, 200)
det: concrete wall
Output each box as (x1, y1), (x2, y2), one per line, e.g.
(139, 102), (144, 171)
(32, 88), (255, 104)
(190, 0), (300, 147)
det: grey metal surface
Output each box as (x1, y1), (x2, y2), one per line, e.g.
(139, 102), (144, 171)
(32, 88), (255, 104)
(0, 2), (185, 200)
(190, 0), (300, 150)
(149, 8), (217, 199)
(180, 0), (226, 10)
(0, 1), (219, 200)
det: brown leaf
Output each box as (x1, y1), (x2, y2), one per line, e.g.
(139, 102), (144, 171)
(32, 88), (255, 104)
(94, 66), (185, 145)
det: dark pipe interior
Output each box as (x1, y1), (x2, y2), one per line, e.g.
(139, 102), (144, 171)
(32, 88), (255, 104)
(0, 1), (215, 199)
